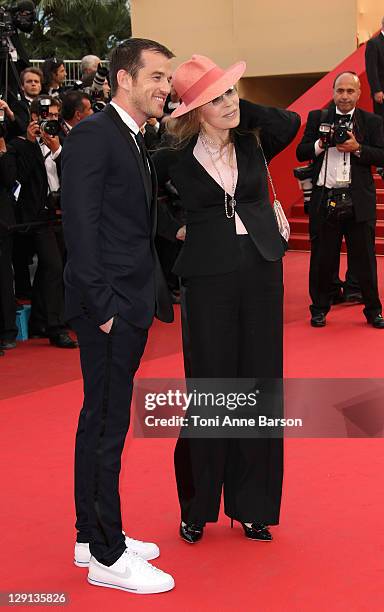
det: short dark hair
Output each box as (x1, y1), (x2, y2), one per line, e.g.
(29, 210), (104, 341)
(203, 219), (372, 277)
(20, 67), (43, 86)
(109, 38), (174, 96)
(30, 95), (61, 116)
(61, 90), (90, 121)
(333, 71), (359, 88)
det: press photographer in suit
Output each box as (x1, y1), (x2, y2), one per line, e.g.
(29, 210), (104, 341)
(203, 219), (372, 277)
(0, 134), (18, 354)
(10, 95), (77, 347)
(365, 18), (384, 121)
(62, 39), (175, 594)
(296, 71), (384, 328)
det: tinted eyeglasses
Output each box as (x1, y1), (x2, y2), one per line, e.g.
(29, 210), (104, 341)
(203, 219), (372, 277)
(210, 86), (237, 106)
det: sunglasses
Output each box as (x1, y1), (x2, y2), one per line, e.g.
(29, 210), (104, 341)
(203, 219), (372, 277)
(210, 86), (237, 106)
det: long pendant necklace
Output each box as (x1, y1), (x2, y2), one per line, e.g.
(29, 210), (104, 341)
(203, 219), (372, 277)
(199, 132), (237, 219)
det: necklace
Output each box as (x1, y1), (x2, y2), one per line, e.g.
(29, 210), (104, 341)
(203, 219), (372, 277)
(199, 132), (236, 219)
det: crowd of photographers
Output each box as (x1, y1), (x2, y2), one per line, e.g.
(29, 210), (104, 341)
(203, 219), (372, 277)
(0, 55), (115, 355)
(0, 52), (185, 356)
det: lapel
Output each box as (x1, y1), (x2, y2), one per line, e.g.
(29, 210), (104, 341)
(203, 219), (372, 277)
(184, 132), (250, 196)
(103, 104), (152, 210)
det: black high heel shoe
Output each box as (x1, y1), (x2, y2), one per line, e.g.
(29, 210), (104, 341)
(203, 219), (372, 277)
(240, 522), (272, 541)
(179, 522), (204, 544)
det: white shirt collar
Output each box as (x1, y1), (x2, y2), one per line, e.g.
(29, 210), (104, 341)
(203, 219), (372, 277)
(110, 101), (140, 135)
(381, 30), (384, 37)
(335, 107), (355, 118)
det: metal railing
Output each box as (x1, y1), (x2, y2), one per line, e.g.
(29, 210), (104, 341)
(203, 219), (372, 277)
(31, 59), (82, 85)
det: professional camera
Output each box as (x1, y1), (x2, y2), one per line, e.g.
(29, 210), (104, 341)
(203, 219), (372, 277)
(319, 117), (352, 147)
(38, 98), (60, 136)
(293, 164), (314, 213)
(86, 63), (110, 112)
(0, 1), (35, 38)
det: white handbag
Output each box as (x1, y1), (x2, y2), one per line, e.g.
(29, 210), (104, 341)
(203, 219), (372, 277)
(260, 147), (290, 243)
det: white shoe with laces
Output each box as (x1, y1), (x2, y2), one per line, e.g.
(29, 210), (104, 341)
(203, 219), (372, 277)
(87, 549), (175, 594)
(74, 533), (160, 567)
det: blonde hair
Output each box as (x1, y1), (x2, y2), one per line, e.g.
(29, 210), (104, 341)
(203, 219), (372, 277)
(165, 108), (201, 149)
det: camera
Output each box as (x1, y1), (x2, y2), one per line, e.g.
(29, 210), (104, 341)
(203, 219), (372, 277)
(293, 164), (314, 213)
(85, 63), (110, 112)
(0, 2), (35, 38)
(38, 98), (60, 137)
(319, 118), (352, 147)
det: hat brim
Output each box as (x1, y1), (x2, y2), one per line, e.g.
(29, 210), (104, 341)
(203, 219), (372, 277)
(170, 60), (246, 118)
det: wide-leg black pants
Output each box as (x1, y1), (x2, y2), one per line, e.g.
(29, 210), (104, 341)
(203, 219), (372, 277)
(176, 236), (284, 526)
(71, 314), (147, 566)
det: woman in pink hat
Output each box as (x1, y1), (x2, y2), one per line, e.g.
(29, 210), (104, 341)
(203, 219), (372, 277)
(153, 55), (300, 543)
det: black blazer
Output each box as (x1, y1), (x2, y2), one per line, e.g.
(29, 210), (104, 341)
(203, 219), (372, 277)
(61, 104), (173, 328)
(8, 136), (61, 223)
(366, 33), (384, 96)
(0, 150), (17, 231)
(296, 106), (384, 222)
(152, 99), (300, 277)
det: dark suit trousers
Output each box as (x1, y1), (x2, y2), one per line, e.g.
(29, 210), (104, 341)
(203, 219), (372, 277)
(176, 236), (284, 526)
(29, 226), (66, 334)
(373, 100), (384, 122)
(0, 235), (17, 341)
(71, 314), (147, 566)
(309, 189), (360, 304)
(309, 194), (381, 319)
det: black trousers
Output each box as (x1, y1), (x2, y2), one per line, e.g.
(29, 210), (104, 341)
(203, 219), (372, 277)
(0, 235), (17, 341)
(309, 193), (381, 319)
(176, 236), (284, 526)
(71, 314), (147, 566)
(372, 99), (384, 123)
(29, 227), (66, 335)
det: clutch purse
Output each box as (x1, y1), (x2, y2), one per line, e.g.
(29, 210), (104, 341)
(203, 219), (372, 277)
(260, 147), (290, 243)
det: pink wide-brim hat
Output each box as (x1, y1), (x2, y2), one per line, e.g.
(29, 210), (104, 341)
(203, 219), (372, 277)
(171, 54), (246, 118)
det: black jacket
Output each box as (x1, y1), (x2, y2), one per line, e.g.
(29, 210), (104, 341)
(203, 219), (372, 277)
(365, 33), (384, 96)
(152, 99), (300, 277)
(61, 103), (173, 328)
(296, 106), (384, 222)
(9, 136), (61, 223)
(0, 150), (17, 231)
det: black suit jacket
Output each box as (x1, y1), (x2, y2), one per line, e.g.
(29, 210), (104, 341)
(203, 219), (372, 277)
(0, 150), (17, 232)
(296, 106), (384, 222)
(9, 136), (62, 223)
(152, 99), (300, 277)
(366, 33), (384, 96)
(61, 104), (173, 328)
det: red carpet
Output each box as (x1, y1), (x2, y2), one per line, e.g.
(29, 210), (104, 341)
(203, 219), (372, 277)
(1, 251), (384, 610)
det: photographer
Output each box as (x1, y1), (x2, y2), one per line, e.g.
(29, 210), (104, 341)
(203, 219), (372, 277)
(0, 1), (35, 101)
(0, 132), (17, 354)
(10, 95), (77, 348)
(41, 58), (67, 97)
(296, 71), (384, 328)
(60, 90), (92, 133)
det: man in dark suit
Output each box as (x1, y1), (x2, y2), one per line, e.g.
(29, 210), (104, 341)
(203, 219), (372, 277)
(296, 71), (384, 328)
(61, 39), (175, 595)
(365, 19), (384, 120)
(10, 95), (77, 347)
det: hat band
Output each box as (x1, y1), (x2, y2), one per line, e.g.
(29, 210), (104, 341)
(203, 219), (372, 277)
(181, 66), (224, 106)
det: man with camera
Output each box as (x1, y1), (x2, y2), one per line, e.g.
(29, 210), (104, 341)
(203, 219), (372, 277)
(60, 90), (93, 134)
(296, 71), (384, 328)
(366, 17), (384, 122)
(10, 94), (77, 347)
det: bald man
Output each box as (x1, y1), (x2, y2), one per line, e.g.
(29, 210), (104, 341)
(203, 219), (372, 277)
(297, 72), (384, 328)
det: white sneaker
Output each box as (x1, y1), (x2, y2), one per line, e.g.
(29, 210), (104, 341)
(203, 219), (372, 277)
(74, 533), (160, 567)
(87, 549), (175, 594)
